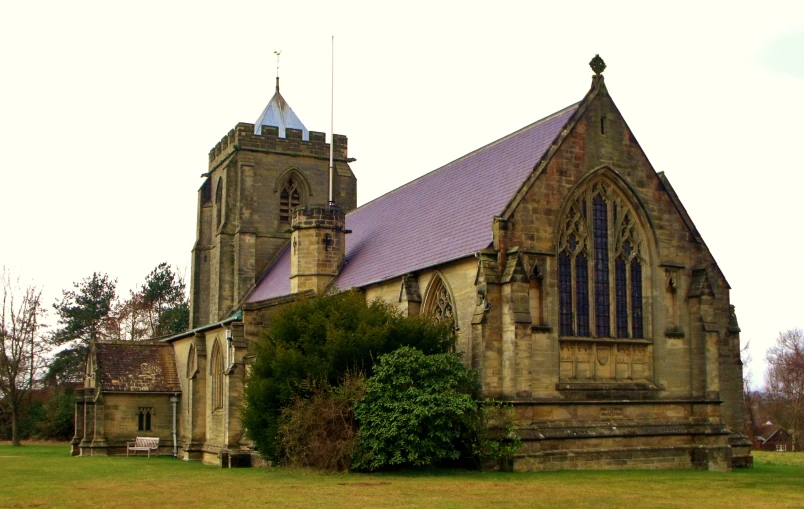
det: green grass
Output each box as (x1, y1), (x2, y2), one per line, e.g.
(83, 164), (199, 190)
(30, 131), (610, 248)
(1, 445), (803, 508)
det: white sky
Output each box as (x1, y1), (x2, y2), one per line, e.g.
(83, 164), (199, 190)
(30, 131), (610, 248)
(1, 1), (802, 388)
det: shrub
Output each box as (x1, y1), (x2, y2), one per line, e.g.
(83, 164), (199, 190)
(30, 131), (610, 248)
(243, 291), (453, 460)
(351, 346), (481, 471)
(35, 385), (75, 440)
(278, 373), (365, 471)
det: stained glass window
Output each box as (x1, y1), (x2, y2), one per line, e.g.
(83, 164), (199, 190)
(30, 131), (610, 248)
(593, 195), (610, 337)
(615, 258), (628, 338)
(631, 258), (643, 338)
(558, 179), (646, 340)
(559, 251), (573, 336)
(575, 254), (589, 337)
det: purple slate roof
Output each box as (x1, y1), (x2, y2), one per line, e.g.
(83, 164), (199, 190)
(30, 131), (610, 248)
(247, 103), (579, 303)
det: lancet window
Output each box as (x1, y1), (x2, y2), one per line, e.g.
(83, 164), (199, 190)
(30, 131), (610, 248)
(137, 407), (153, 431)
(558, 180), (646, 339)
(210, 340), (224, 413)
(215, 177), (223, 227)
(280, 177), (302, 223)
(186, 344), (197, 379)
(423, 274), (455, 327)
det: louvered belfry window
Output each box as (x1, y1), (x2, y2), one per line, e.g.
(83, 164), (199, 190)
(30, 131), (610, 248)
(557, 179), (645, 339)
(280, 178), (301, 223)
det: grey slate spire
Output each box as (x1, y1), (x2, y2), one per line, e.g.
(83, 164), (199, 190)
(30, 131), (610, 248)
(254, 77), (310, 139)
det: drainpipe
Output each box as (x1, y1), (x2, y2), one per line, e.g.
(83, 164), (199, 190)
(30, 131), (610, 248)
(169, 394), (178, 457)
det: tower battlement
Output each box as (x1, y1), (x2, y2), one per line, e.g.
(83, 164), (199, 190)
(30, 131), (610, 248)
(208, 123), (349, 168)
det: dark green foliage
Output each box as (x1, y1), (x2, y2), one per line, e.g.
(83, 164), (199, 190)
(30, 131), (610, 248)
(278, 374), (365, 471)
(52, 273), (117, 345)
(0, 402), (42, 441)
(34, 385), (75, 440)
(45, 347), (87, 385)
(140, 262), (189, 338)
(243, 291), (453, 460)
(0, 386), (76, 441)
(50, 273), (116, 382)
(351, 346), (481, 471)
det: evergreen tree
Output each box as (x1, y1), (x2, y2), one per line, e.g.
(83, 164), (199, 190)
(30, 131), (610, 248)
(49, 273), (116, 382)
(140, 263), (188, 338)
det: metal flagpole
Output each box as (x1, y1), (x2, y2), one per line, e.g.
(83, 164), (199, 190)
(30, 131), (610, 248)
(329, 35), (335, 206)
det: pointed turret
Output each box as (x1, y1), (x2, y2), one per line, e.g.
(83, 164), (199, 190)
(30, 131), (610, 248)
(254, 78), (310, 139)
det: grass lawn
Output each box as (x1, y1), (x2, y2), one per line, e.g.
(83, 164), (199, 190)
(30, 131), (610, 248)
(1, 445), (803, 509)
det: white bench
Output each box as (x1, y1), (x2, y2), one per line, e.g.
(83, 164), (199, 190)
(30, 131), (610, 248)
(126, 437), (159, 457)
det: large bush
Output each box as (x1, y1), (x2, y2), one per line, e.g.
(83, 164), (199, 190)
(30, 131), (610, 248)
(278, 374), (365, 471)
(351, 346), (521, 471)
(243, 291), (453, 460)
(351, 346), (478, 470)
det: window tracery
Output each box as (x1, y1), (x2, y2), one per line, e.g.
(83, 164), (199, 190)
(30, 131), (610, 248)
(423, 274), (455, 327)
(280, 177), (302, 223)
(558, 180), (646, 339)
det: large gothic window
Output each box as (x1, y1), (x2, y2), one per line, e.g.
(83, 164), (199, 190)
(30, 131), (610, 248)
(210, 340), (224, 413)
(557, 180), (646, 339)
(280, 177), (302, 224)
(422, 274), (455, 327)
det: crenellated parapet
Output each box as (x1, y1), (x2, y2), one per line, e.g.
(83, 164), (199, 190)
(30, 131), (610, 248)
(208, 123), (349, 169)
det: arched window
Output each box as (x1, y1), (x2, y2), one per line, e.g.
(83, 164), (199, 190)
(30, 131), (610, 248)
(215, 177), (223, 227)
(279, 177), (302, 224)
(558, 179), (646, 339)
(422, 273), (456, 327)
(210, 340), (224, 412)
(186, 344), (197, 379)
(138, 407), (153, 431)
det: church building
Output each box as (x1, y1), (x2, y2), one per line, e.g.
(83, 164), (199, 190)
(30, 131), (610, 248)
(72, 56), (752, 471)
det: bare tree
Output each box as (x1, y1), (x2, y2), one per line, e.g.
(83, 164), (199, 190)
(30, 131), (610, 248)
(765, 329), (804, 451)
(0, 268), (48, 446)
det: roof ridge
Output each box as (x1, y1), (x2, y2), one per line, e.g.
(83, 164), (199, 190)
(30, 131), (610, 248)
(97, 339), (168, 346)
(348, 102), (581, 214)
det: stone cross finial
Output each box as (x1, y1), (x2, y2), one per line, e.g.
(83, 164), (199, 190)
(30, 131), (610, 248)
(589, 54), (606, 75)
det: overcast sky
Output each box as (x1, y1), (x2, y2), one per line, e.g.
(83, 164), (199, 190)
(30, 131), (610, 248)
(1, 1), (802, 387)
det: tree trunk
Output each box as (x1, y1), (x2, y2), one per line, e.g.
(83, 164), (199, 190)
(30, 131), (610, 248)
(11, 404), (21, 446)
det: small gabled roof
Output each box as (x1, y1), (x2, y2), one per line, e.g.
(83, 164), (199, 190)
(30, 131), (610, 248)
(254, 79), (309, 139)
(247, 102), (579, 303)
(95, 341), (181, 393)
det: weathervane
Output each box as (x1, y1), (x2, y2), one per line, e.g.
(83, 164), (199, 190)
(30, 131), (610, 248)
(274, 50), (282, 91)
(589, 54), (606, 75)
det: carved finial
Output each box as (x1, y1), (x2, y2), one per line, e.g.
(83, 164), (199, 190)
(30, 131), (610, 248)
(589, 54), (606, 75)
(274, 50), (282, 91)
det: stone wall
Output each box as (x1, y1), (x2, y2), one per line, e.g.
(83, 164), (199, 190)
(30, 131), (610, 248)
(190, 123), (357, 328)
(74, 391), (178, 457)
(467, 76), (745, 470)
(362, 258), (478, 357)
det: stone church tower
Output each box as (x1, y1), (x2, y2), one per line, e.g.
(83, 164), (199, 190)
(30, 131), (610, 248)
(189, 79), (357, 327)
